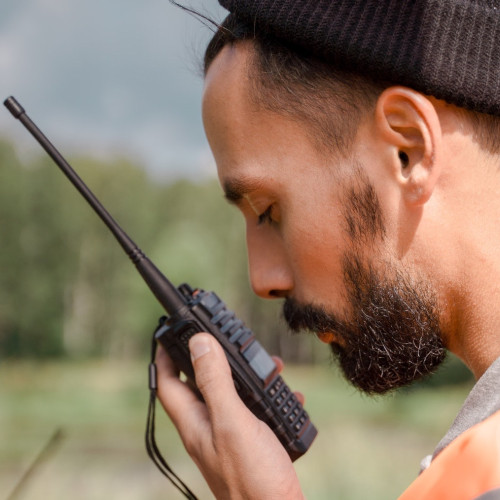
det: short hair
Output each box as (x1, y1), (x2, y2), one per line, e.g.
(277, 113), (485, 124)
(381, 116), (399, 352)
(461, 109), (500, 155)
(204, 13), (500, 156)
(204, 14), (386, 155)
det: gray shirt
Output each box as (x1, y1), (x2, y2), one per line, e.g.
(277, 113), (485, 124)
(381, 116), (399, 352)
(420, 356), (500, 499)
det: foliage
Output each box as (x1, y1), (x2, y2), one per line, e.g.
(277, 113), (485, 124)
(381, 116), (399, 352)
(0, 138), (317, 361)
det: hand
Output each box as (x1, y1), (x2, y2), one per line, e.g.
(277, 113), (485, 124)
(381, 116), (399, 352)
(156, 332), (305, 500)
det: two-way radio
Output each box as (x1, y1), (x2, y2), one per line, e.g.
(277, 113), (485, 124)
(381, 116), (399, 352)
(4, 96), (317, 498)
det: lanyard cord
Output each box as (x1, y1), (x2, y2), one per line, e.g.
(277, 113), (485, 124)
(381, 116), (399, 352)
(146, 331), (199, 500)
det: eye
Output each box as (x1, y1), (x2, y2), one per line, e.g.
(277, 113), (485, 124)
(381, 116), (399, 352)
(257, 205), (273, 225)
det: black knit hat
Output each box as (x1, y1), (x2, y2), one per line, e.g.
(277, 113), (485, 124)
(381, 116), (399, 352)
(218, 0), (500, 116)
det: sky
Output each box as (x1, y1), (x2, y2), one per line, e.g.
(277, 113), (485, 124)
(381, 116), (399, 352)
(0, 0), (226, 179)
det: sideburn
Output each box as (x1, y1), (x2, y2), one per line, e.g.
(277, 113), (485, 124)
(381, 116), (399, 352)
(341, 166), (386, 246)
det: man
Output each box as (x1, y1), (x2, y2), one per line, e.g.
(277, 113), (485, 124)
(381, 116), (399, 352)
(157, 1), (500, 498)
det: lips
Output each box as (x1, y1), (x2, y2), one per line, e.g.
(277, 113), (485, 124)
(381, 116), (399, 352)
(283, 297), (343, 345)
(316, 332), (338, 344)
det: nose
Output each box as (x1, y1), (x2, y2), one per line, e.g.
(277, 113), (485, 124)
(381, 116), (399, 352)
(246, 225), (293, 299)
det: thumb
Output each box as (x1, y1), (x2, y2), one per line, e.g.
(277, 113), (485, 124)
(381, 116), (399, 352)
(189, 333), (242, 418)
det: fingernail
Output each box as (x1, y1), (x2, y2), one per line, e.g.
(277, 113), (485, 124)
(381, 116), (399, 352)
(190, 335), (211, 361)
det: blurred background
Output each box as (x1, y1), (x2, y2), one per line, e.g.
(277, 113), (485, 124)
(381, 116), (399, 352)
(0, 1), (474, 499)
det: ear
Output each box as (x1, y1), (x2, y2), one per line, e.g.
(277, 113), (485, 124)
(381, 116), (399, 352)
(375, 87), (442, 206)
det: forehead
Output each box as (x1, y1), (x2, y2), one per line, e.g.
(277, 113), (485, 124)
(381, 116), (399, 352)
(202, 41), (252, 110)
(202, 42), (255, 168)
(202, 43), (334, 197)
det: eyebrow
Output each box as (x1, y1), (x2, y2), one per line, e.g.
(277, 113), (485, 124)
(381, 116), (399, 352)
(223, 177), (267, 205)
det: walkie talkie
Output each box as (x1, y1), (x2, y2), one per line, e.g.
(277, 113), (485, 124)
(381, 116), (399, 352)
(4, 96), (318, 497)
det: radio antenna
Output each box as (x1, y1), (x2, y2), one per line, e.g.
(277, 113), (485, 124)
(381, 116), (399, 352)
(4, 96), (186, 315)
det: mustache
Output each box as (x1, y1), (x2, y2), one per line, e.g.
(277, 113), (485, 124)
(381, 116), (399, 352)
(282, 297), (342, 334)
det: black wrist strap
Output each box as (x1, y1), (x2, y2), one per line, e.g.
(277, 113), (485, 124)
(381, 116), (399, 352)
(146, 333), (198, 500)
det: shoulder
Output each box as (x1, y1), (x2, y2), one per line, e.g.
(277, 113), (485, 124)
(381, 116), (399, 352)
(399, 410), (500, 500)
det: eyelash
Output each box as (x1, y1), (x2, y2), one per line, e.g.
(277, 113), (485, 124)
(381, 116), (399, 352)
(257, 206), (273, 225)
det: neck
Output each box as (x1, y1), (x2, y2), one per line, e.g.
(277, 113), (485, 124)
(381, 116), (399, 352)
(442, 152), (500, 379)
(449, 247), (500, 380)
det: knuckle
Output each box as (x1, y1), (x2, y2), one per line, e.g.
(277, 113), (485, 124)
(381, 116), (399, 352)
(182, 433), (200, 457)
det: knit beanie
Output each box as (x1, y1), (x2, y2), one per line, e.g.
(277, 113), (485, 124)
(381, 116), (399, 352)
(218, 0), (500, 116)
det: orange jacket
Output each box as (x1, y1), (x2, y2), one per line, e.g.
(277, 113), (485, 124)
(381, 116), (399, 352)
(399, 410), (500, 500)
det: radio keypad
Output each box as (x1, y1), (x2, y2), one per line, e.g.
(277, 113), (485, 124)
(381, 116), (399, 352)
(266, 376), (308, 435)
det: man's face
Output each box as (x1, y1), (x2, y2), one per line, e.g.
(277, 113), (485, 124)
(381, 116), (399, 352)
(202, 43), (445, 394)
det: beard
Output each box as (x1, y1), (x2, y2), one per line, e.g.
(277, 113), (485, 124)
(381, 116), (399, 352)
(283, 169), (446, 395)
(283, 254), (446, 394)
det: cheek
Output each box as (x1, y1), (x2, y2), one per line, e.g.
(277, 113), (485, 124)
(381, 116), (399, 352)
(284, 205), (347, 304)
